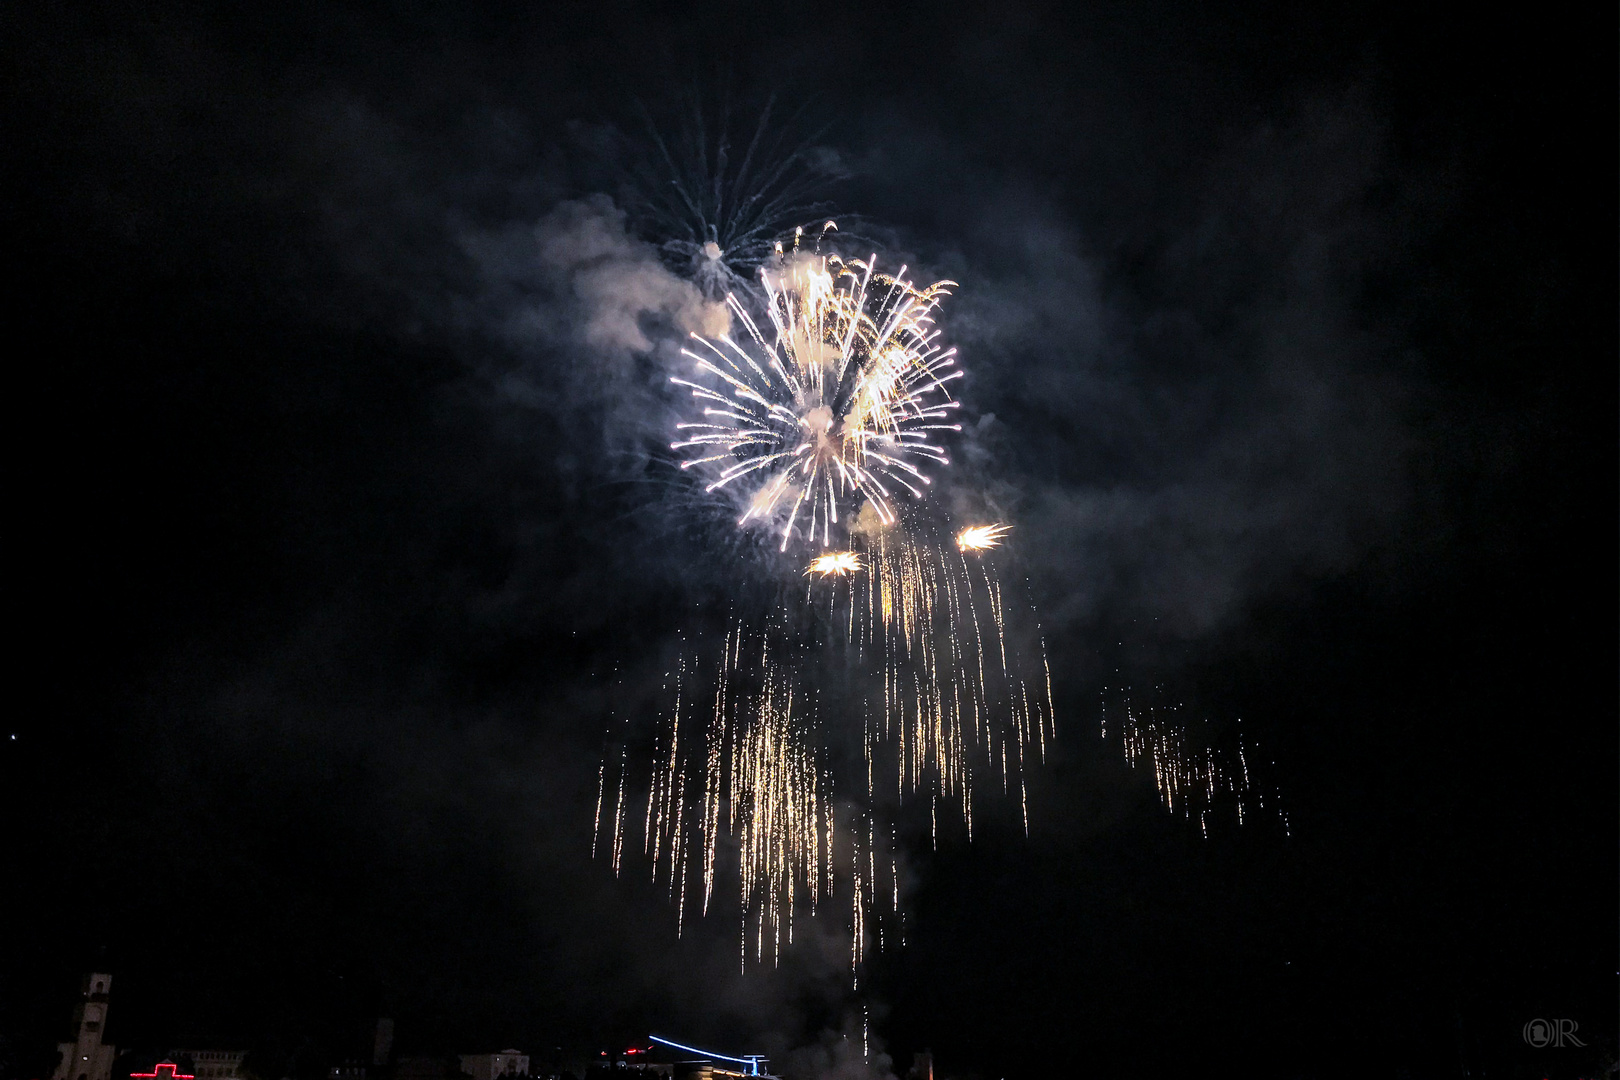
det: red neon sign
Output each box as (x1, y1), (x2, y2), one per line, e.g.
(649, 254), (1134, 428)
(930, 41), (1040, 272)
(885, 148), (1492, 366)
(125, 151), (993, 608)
(132, 1064), (195, 1080)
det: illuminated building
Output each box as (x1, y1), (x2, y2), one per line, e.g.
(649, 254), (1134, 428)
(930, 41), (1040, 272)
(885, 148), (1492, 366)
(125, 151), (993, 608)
(51, 974), (116, 1080)
(172, 1051), (246, 1080)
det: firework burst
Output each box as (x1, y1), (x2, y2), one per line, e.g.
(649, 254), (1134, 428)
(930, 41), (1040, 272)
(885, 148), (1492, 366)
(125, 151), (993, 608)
(596, 125), (1058, 982)
(671, 250), (961, 550)
(616, 96), (850, 299)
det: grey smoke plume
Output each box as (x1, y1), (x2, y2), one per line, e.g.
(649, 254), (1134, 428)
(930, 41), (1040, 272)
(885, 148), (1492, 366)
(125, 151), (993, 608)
(459, 195), (728, 359)
(451, 194), (731, 486)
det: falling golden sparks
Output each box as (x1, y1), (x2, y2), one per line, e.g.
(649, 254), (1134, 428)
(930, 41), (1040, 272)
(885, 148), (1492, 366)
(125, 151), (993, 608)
(597, 518), (1057, 973)
(1102, 691), (1287, 839)
(807, 551), (863, 576)
(955, 523), (1012, 551)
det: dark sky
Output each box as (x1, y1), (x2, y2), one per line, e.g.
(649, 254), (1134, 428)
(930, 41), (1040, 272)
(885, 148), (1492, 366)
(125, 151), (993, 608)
(5, 1), (1614, 1078)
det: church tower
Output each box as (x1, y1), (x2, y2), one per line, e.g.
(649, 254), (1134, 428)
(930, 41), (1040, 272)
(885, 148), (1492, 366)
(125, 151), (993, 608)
(52, 974), (117, 1080)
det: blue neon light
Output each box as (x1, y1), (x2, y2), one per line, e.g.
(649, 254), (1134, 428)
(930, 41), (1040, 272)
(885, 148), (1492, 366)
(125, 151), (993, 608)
(646, 1036), (765, 1075)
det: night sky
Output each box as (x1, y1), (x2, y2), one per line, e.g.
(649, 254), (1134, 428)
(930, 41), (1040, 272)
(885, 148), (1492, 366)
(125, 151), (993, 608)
(6, 1), (1615, 1078)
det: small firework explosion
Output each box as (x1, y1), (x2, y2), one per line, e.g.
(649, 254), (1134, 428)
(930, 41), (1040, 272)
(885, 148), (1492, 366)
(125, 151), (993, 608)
(807, 551), (863, 576)
(956, 523), (1012, 551)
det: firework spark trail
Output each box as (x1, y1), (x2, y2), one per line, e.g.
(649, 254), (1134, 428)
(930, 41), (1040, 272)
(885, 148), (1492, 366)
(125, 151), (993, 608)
(1102, 690), (1285, 834)
(611, 743), (627, 875)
